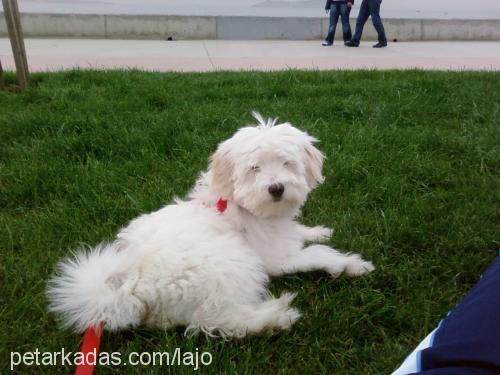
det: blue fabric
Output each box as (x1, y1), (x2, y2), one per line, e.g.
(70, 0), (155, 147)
(412, 257), (500, 374)
(325, 0), (354, 10)
(325, 2), (352, 43)
(352, 0), (386, 43)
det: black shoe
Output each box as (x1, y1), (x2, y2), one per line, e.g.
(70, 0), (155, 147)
(322, 41), (333, 46)
(373, 41), (387, 48)
(345, 40), (359, 47)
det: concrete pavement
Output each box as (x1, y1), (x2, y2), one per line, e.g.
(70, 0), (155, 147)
(5, 0), (500, 19)
(1, 39), (499, 72)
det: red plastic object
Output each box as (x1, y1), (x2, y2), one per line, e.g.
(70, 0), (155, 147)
(75, 322), (104, 375)
(216, 198), (228, 213)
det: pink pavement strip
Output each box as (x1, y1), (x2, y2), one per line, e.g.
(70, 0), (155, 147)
(1, 39), (500, 72)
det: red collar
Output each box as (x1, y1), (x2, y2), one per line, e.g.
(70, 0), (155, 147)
(216, 198), (228, 213)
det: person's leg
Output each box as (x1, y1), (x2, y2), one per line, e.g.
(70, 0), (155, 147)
(392, 256), (500, 374)
(339, 3), (352, 43)
(368, 0), (387, 46)
(349, 0), (370, 46)
(324, 4), (341, 45)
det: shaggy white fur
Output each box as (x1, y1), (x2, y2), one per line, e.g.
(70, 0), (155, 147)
(47, 113), (374, 338)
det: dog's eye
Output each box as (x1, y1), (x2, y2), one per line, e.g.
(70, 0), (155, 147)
(250, 166), (260, 173)
(284, 161), (293, 168)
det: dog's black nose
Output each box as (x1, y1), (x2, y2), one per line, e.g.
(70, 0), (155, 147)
(268, 183), (285, 199)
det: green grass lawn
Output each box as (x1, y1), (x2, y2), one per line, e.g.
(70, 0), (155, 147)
(0, 69), (498, 374)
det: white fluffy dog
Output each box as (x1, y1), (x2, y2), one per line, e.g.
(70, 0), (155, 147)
(48, 113), (374, 338)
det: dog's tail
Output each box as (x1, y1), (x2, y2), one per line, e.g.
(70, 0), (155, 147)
(47, 243), (145, 332)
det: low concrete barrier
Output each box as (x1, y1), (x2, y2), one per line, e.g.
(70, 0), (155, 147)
(422, 19), (500, 41)
(106, 15), (216, 39)
(1, 13), (499, 41)
(217, 16), (322, 40)
(0, 13), (106, 38)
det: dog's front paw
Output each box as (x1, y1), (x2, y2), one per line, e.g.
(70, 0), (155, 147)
(344, 254), (375, 276)
(310, 226), (334, 243)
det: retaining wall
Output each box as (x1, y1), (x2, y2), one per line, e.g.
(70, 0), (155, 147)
(1, 13), (499, 41)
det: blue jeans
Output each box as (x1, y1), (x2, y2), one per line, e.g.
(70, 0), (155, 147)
(325, 3), (352, 43)
(352, 0), (387, 43)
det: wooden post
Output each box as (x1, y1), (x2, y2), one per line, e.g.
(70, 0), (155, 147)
(2, 0), (29, 90)
(0, 58), (4, 89)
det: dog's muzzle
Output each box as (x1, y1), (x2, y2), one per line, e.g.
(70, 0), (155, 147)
(268, 183), (285, 201)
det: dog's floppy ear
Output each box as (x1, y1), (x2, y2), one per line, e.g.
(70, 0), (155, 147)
(304, 139), (325, 189)
(209, 144), (234, 199)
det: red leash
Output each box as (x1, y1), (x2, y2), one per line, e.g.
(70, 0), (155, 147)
(75, 199), (227, 374)
(76, 322), (104, 375)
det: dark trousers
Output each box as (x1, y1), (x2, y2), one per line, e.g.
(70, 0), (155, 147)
(325, 3), (352, 43)
(419, 257), (500, 374)
(352, 0), (387, 43)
